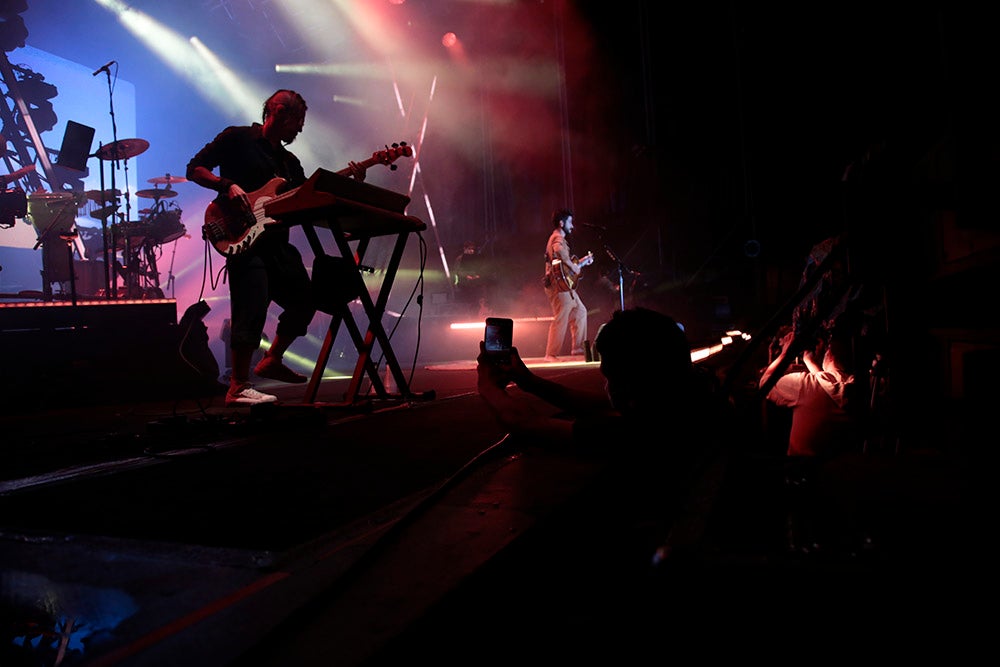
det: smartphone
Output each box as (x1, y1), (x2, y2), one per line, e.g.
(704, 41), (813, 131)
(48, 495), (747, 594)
(484, 317), (513, 357)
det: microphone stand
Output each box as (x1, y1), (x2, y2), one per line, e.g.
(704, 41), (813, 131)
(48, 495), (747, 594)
(603, 243), (633, 312)
(95, 142), (112, 298)
(95, 66), (121, 299)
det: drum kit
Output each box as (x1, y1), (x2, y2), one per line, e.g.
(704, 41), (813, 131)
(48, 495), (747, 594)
(31, 137), (190, 300)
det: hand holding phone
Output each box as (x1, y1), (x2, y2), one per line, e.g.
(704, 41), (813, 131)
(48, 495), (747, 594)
(484, 317), (513, 359)
(478, 317), (535, 391)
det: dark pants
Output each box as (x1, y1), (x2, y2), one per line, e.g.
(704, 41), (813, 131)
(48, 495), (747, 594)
(226, 241), (315, 351)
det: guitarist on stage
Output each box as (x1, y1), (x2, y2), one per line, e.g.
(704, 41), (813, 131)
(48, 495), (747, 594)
(542, 208), (591, 362)
(186, 89), (367, 406)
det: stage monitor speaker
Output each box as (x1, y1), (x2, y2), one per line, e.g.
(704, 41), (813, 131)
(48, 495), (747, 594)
(55, 120), (95, 172)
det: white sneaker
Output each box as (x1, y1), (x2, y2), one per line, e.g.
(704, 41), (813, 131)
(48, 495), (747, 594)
(226, 383), (278, 407)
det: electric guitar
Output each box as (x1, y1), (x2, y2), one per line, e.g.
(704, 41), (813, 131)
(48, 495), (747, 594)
(551, 251), (594, 292)
(202, 142), (412, 257)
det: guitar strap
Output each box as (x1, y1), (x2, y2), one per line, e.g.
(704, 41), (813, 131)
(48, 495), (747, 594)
(542, 243), (556, 289)
(544, 231), (563, 272)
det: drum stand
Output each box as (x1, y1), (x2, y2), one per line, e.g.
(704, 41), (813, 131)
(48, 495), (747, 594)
(59, 230), (80, 305)
(93, 62), (151, 299)
(32, 212), (81, 302)
(118, 236), (163, 299)
(141, 240), (164, 299)
(163, 238), (178, 298)
(90, 136), (152, 298)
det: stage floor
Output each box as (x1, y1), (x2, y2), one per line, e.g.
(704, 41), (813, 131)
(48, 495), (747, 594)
(1, 359), (636, 665)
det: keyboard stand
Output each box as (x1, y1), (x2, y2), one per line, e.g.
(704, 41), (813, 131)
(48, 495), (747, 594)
(266, 182), (433, 407)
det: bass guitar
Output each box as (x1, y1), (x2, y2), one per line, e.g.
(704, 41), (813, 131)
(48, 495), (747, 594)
(202, 142), (412, 257)
(551, 251), (594, 292)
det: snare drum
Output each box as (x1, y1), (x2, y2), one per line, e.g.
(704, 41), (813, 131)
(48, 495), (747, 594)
(112, 222), (154, 249)
(150, 209), (186, 244)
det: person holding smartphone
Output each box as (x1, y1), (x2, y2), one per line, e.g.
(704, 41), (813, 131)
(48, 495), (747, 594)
(478, 307), (731, 449)
(476, 307), (734, 631)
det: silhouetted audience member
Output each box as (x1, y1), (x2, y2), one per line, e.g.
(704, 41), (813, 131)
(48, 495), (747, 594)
(759, 323), (859, 458)
(475, 307), (734, 646)
(477, 306), (733, 526)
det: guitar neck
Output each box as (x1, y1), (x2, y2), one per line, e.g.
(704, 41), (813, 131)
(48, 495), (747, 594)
(335, 154), (382, 177)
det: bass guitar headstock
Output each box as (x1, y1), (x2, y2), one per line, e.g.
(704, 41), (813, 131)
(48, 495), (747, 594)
(371, 141), (413, 171)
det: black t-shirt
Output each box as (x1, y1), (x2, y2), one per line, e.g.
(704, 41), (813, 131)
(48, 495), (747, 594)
(186, 123), (307, 248)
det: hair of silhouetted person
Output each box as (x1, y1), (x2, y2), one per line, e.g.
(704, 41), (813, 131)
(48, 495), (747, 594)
(821, 320), (855, 372)
(595, 307), (693, 411)
(262, 89), (307, 122)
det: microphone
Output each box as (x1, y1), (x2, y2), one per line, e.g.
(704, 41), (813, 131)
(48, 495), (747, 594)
(92, 60), (116, 76)
(577, 221), (606, 231)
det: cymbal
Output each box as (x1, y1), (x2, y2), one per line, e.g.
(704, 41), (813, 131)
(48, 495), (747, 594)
(147, 174), (188, 185)
(89, 205), (119, 220)
(135, 188), (177, 199)
(138, 208), (154, 215)
(93, 138), (149, 161)
(84, 188), (121, 203)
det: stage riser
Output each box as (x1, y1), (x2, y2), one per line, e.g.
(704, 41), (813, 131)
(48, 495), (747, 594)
(0, 300), (223, 409)
(3, 327), (179, 370)
(0, 300), (176, 333)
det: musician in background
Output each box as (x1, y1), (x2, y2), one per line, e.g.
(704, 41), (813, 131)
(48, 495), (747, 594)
(186, 89), (366, 406)
(453, 240), (494, 318)
(542, 208), (590, 361)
